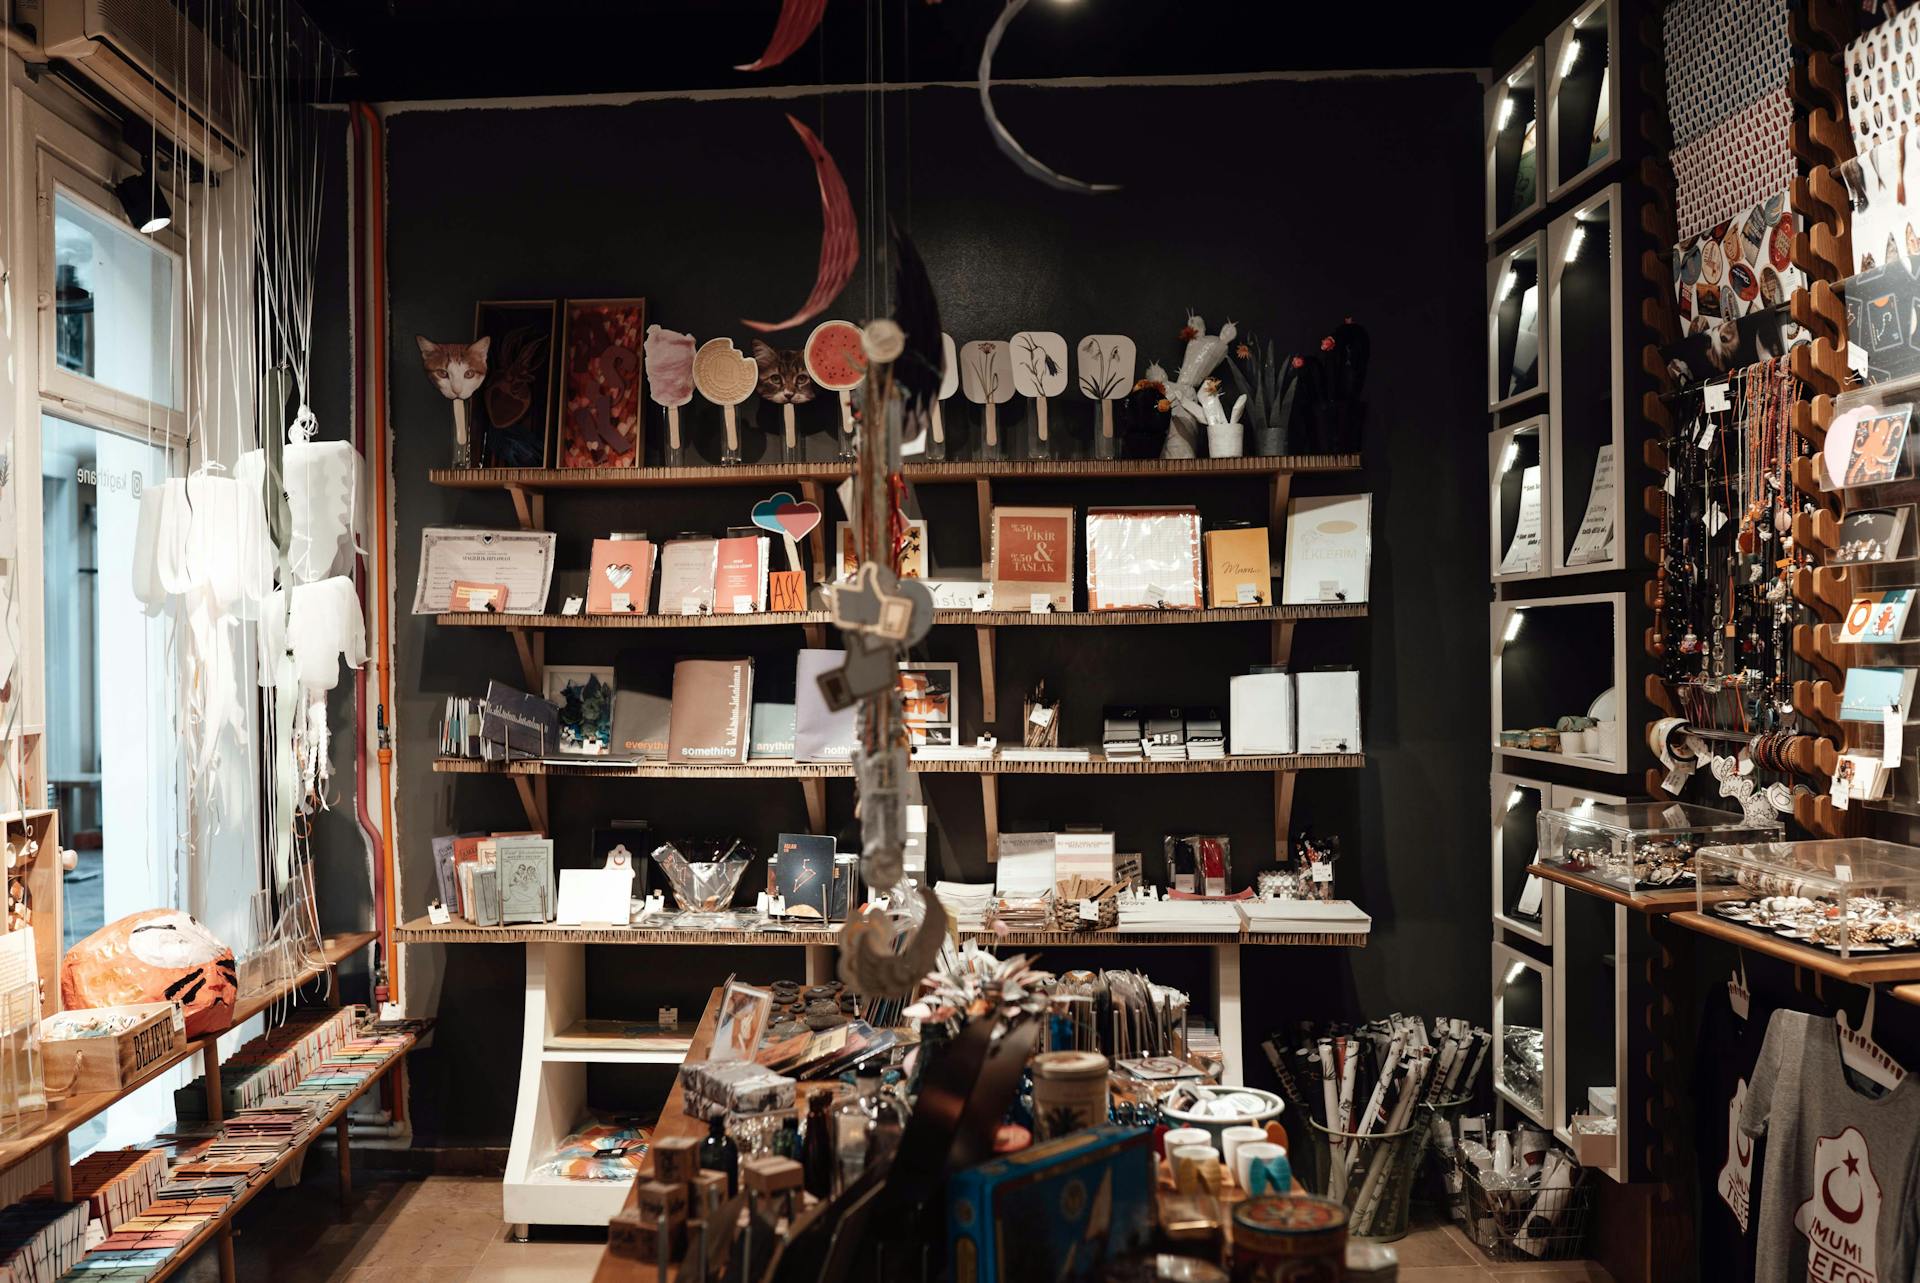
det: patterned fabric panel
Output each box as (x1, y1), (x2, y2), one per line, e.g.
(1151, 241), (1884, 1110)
(1664, 0), (1792, 150)
(1674, 89), (1796, 241)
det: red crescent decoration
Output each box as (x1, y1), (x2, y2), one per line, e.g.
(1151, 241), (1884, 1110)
(743, 114), (860, 335)
(1821, 1164), (1866, 1224)
(736, 0), (829, 72)
(1735, 1133), (1752, 1164)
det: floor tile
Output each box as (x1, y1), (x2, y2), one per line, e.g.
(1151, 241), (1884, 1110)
(347, 1268), (475, 1283)
(1397, 1269), (1493, 1282)
(1389, 1225), (1481, 1267)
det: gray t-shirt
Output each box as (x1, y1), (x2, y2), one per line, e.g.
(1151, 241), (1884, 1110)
(1741, 1010), (1920, 1283)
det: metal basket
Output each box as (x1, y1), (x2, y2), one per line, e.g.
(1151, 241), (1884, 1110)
(1455, 1154), (1594, 1263)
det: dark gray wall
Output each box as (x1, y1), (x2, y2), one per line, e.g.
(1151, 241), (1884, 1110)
(363, 73), (1490, 1146)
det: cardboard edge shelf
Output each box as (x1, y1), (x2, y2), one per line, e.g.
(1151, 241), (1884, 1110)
(430, 754), (1364, 779)
(1526, 863), (1697, 914)
(0, 932), (377, 1179)
(1669, 911), (1920, 983)
(434, 603), (1369, 629)
(393, 918), (1367, 948)
(427, 455), (1363, 490)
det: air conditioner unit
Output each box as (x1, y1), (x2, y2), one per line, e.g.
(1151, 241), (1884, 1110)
(21, 0), (242, 170)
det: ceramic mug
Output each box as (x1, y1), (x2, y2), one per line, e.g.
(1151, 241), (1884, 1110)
(1161, 1126), (1211, 1157)
(1219, 1125), (1269, 1178)
(1235, 1140), (1288, 1196)
(1170, 1143), (1224, 1195)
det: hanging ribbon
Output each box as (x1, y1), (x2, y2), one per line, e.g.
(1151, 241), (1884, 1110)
(979, 0), (1120, 194)
(743, 114), (860, 334)
(736, 0), (830, 71)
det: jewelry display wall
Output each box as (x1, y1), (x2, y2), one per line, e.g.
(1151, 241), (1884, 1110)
(1488, 49), (1547, 241)
(1548, 187), (1626, 574)
(1490, 234), (1549, 412)
(1546, 0), (1621, 199)
(1492, 414), (1551, 582)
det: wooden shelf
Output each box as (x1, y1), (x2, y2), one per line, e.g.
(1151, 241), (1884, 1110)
(143, 1028), (414, 1283)
(1669, 911), (1920, 983)
(436, 602), (1367, 630)
(431, 753), (1361, 779)
(0, 932), (377, 1179)
(394, 917), (1366, 948)
(544, 1019), (696, 1064)
(1526, 863), (1696, 915)
(429, 454), (1361, 492)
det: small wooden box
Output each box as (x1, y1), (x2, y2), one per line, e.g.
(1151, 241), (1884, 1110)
(41, 1002), (185, 1099)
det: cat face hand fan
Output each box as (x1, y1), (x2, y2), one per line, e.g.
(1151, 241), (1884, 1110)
(753, 340), (816, 463)
(417, 336), (491, 468)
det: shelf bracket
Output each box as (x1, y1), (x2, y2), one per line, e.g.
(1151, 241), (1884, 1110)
(799, 480), (830, 589)
(981, 775), (1000, 862)
(1268, 471), (1294, 535)
(1270, 620), (1296, 669)
(508, 627), (544, 694)
(512, 774), (549, 834)
(504, 483), (545, 532)
(976, 625), (998, 728)
(1273, 771), (1297, 860)
(802, 622), (827, 650)
(801, 777), (828, 834)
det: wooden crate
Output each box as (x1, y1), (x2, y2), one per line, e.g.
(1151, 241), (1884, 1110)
(41, 1002), (185, 1098)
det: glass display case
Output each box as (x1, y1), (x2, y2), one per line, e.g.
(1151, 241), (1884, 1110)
(1537, 801), (1781, 897)
(1485, 49), (1543, 239)
(1695, 837), (1920, 960)
(1489, 234), (1547, 411)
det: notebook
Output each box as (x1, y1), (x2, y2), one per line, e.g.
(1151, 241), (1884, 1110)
(1204, 527), (1271, 607)
(1281, 494), (1372, 604)
(1295, 669), (1361, 752)
(587, 539), (655, 614)
(794, 649), (859, 761)
(714, 535), (769, 614)
(1841, 666), (1919, 721)
(989, 505), (1075, 611)
(666, 657), (753, 763)
(1229, 673), (1295, 754)
(610, 650), (672, 760)
(1840, 589), (1915, 644)
(658, 538), (718, 615)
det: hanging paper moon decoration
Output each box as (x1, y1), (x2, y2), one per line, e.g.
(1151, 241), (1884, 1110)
(736, 0), (829, 72)
(743, 114), (860, 334)
(979, 0), (1120, 195)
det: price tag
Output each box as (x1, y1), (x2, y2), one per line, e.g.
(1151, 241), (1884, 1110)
(1029, 593), (1052, 615)
(1831, 774), (1851, 811)
(1661, 765), (1691, 795)
(1697, 420), (1716, 450)
(658, 1007), (679, 1027)
(379, 1001), (405, 1022)
(1886, 706), (1904, 767)
(1707, 503), (1728, 537)
(1029, 706), (1055, 727)
(1236, 583), (1259, 604)
(1318, 581), (1342, 602)
(610, 591), (631, 612)
(1703, 381), (1731, 413)
(733, 594), (755, 614)
(972, 592), (993, 613)
(1836, 863), (1854, 881)
(1850, 341), (1871, 375)
(561, 596), (585, 616)
(871, 894), (890, 912)
(681, 596), (704, 616)
(769, 895), (786, 915)
(1663, 469), (1676, 496)
(1145, 582), (1169, 604)
(427, 902), (451, 925)
(755, 892), (771, 914)
(1310, 863), (1334, 883)
(1078, 898), (1100, 922)
(642, 891), (665, 916)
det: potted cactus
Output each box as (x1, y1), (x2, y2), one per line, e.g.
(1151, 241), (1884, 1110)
(1225, 332), (1298, 457)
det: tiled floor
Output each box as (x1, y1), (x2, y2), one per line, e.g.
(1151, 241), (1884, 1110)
(166, 1165), (1615, 1282)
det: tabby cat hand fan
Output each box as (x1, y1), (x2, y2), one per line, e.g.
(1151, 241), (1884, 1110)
(930, 333), (960, 458)
(694, 338), (760, 465)
(962, 340), (1015, 457)
(417, 336), (491, 468)
(753, 340), (816, 463)
(1078, 334), (1137, 459)
(644, 325), (696, 465)
(1011, 331), (1068, 453)
(805, 319), (867, 459)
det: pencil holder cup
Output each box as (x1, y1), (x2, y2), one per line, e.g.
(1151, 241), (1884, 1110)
(1206, 421), (1245, 458)
(1306, 1120), (1424, 1242)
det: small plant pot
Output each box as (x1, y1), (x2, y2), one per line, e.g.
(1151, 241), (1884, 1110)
(1207, 421), (1246, 458)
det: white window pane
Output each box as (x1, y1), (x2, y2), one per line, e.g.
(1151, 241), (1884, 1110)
(53, 192), (180, 410)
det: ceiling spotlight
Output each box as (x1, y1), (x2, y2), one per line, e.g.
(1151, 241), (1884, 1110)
(115, 173), (171, 235)
(1564, 225), (1587, 264)
(1560, 38), (1581, 79)
(1497, 94), (1516, 130)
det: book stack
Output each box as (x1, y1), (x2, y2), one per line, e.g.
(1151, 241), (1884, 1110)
(1240, 898), (1372, 935)
(1102, 706), (1144, 762)
(34, 1148), (167, 1239)
(1185, 707), (1225, 760)
(932, 882), (994, 929)
(437, 681), (562, 762)
(175, 1009), (357, 1118)
(1115, 893), (1242, 934)
(0, 1199), (88, 1283)
(1143, 707), (1187, 762)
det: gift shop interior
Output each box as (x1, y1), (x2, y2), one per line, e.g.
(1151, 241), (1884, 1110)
(7, 0), (1920, 1280)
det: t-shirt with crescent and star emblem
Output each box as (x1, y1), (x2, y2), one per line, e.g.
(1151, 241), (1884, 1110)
(1741, 1010), (1920, 1283)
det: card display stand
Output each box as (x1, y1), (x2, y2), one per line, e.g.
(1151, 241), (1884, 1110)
(1491, 773), (1552, 945)
(1547, 186), (1626, 575)
(1487, 48), (1546, 241)
(1545, 0), (1620, 200)
(1491, 415), (1551, 582)
(1491, 592), (1628, 774)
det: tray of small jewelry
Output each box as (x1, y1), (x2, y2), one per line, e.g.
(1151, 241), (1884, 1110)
(1538, 802), (1781, 899)
(1695, 837), (1920, 959)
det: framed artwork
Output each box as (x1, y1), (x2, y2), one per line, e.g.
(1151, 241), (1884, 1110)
(558, 297), (647, 468)
(473, 299), (560, 468)
(898, 661), (960, 746)
(542, 664), (616, 756)
(712, 980), (773, 1062)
